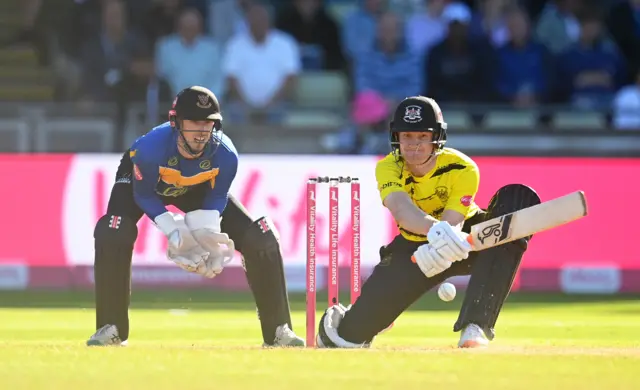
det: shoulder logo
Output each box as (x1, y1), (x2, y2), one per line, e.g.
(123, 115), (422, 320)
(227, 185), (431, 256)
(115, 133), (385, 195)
(460, 195), (473, 207)
(168, 156), (178, 166)
(133, 164), (143, 180)
(199, 160), (211, 170)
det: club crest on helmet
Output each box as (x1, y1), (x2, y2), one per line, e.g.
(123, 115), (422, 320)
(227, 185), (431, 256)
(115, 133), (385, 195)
(403, 105), (422, 123)
(197, 94), (212, 109)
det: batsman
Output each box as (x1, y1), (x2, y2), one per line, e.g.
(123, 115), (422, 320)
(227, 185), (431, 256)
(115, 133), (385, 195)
(317, 96), (541, 348)
(87, 85), (304, 347)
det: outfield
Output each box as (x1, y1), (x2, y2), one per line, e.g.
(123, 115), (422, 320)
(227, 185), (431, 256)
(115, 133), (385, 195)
(0, 290), (638, 389)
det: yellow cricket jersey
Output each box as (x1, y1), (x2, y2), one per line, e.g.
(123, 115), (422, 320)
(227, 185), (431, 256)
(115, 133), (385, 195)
(376, 147), (481, 242)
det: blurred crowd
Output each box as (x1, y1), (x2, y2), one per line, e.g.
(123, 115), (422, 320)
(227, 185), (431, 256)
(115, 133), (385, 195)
(5, 0), (640, 151)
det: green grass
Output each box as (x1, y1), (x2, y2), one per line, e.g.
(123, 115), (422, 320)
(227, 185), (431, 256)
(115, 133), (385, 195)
(0, 291), (639, 389)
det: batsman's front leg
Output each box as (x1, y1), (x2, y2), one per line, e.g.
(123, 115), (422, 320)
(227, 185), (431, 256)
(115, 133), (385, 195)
(455, 184), (541, 348)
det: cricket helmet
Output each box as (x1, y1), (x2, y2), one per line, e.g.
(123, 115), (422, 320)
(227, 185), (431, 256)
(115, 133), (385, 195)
(168, 86), (223, 156)
(389, 96), (447, 153)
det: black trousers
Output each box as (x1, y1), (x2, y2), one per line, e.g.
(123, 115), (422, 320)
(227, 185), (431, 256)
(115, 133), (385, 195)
(338, 211), (487, 343)
(108, 151), (254, 252)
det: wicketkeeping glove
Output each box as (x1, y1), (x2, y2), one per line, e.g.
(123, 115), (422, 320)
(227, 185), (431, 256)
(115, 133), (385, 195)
(154, 213), (210, 275)
(185, 210), (236, 278)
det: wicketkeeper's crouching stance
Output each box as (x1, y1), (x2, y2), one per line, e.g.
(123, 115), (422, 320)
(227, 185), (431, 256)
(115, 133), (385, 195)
(317, 96), (541, 348)
(88, 86), (304, 347)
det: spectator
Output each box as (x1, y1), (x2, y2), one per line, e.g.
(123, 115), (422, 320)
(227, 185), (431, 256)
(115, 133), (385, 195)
(79, 0), (152, 103)
(57, 0), (105, 63)
(275, 0), (344, 70)
(155, 8), (223, 97)
(534, 0), (582, 54)
(425, 3), (495, 103)
(606, 0), (640, 83)
(612, 67), (640, 130)
(209, 0), (254, 45)
(2, 0), (47, 64)
(469, 0), (511, 48)
(320, 90), (391, 154)
(494, 6), (553, 107)
(342, 0), (385, 60)
(222, 3), (300, 123)
(557, 10), (626, 109)
(388, 0), (423, 16)
(405, 0), (449, 56)
(144, 0), (186, 49)
(354, 12), (422, 107)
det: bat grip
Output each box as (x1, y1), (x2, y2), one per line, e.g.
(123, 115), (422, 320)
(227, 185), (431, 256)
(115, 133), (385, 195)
(466, 234), (475, 248)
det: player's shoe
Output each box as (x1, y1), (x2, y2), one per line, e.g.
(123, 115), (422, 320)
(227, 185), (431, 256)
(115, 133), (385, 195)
(266, 324), (305, 347)
(86, 324), (124, 346)
(458, 323), (489, 348)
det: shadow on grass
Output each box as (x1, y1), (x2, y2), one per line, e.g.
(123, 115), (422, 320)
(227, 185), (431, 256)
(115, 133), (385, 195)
(0, 290), (638, 311)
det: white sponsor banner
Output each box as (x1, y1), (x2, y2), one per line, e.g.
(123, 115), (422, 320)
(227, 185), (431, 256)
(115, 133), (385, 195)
(62, 154), (396, 267)
(560, 265), (621, 294)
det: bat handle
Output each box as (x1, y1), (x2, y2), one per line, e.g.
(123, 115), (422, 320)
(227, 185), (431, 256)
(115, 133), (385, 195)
(466, 234), (475, 249)
(410, 235), (476, 264)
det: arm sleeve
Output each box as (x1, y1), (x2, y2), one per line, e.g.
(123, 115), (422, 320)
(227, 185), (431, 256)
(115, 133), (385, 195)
(202, 151), (238, 213)
(444, 164), (480, 216)
(281, 35), (301, 75)
(131, 151), (168, 220)
(375, 157), (405, 203)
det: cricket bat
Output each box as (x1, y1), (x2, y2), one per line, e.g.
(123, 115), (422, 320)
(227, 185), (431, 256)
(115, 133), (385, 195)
(413, 191), (588, 259)
(467, 191), (587, 251)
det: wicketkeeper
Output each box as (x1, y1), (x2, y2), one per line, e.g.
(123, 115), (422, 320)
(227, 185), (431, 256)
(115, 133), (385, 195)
(88, 86), (304, 347)
(317, 96), (541, 348)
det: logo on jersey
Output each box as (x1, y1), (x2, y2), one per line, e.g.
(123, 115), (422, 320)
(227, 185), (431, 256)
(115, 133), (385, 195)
(159, 166), (219, 188)
(115, 175), (131, 184)
(168, 156), (178, 166)
(381, 182), (402, 190)
(403, 105), (422, 123)
(435, 186), (449, 202)
(258, 219), (270, 233)
(199, 160), (211, 170)
(109, 215), (122, 229)
(133, 164), (143, 180)
(460, 195), (473, 207)
(197, 94), (212, 109)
